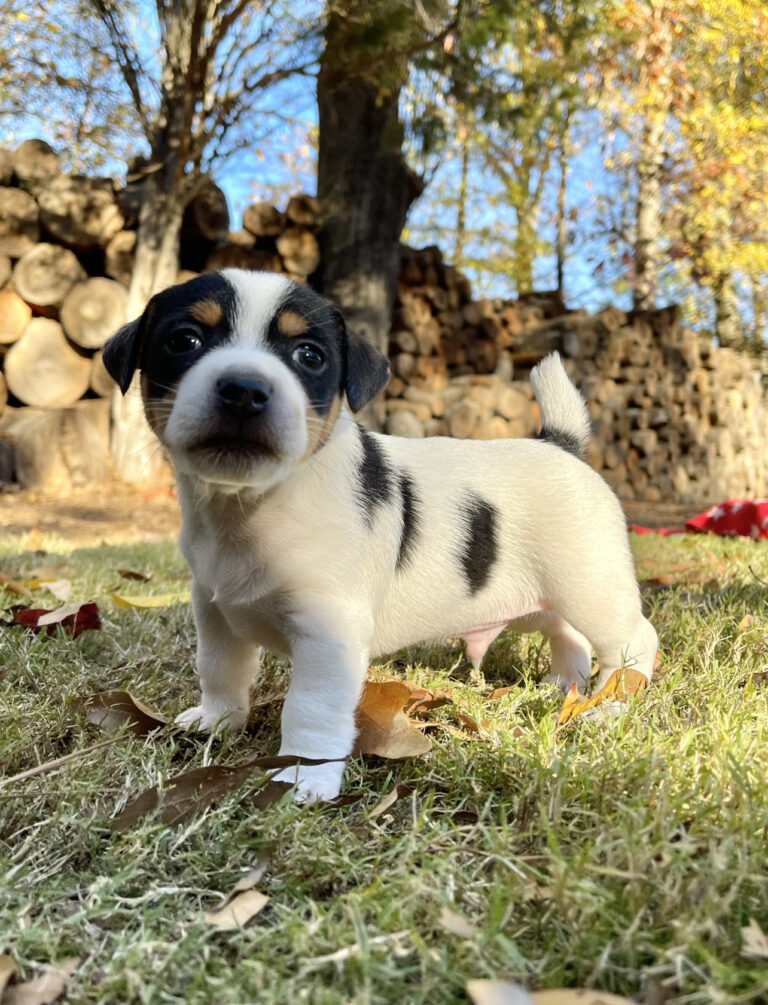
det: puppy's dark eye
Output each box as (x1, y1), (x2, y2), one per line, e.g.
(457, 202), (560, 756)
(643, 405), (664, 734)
(292, 344), (325, 372)
(165, 328), (202, 355)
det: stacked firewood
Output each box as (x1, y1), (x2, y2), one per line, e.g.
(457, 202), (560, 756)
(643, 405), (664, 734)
(385, 250), (768, 504)
(0, 139), (321, 487)
(2, 139), (768, 502)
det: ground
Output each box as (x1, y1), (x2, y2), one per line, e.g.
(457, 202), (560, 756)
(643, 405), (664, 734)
(1, 488), (767, 1005)
(0, 480), (703, 544)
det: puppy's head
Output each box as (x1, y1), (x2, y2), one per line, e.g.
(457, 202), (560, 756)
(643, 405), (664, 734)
(103, 270), (390, 489)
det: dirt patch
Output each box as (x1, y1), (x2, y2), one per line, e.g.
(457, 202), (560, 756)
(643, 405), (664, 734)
(0, 480), (181, 544)
(0, 479), (702, 545)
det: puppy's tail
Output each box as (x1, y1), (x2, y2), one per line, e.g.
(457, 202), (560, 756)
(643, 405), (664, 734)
(530, 352), (592, 461)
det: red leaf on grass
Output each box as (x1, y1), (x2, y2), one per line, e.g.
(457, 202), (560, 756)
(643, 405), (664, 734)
(9, 603), (100, 638)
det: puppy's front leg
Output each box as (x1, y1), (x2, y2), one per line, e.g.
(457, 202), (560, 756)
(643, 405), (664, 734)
(175, 583), (260, 733)
(273, 606), (371, 802)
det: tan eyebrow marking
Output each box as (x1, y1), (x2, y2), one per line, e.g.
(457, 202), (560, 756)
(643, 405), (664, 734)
(277, 310), (309, 337)
(190, 299), (223, 326)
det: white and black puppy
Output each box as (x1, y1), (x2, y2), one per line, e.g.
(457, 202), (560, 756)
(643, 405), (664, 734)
(103, 269), (658, 802)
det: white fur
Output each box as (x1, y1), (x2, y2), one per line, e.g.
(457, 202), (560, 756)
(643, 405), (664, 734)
(530, 351), (593, 456)
(222, 269), (291, 346)
(138, 275), (658, 802)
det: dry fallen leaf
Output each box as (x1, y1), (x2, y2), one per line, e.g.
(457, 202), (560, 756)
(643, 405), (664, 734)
(556, 668), (648, 727)
(737, 614), (758, 633)
(0, 571), (30, 596)
(486, 686), (518, 701)
(403, 686), (453, 715)
(368, 783), (415, 820)
(112, 754), (341, 830)
(742, 917), (768, 959)
(39, 580), (72, 603)
(1, 957), (80, 1005)
(438, 906), (480, 939)
(353, 681), (432, 758)
(204, 889), (269, 930)
(112, 592), (190, 609)
(116, 568), (151, 582)
(84, 691), (169, 737)
(0, 957), (18, 997)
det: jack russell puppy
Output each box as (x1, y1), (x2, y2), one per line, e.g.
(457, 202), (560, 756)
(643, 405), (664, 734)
(103, 269), (658, 802)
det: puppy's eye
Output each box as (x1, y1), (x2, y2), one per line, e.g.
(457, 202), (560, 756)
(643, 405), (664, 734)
(165, 328), (202, 355)
(292, 344), (325, 372)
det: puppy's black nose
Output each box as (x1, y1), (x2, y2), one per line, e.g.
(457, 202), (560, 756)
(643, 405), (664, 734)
(216, 376), (272, 417)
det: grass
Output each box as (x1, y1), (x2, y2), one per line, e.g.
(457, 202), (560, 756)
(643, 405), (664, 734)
(1, 528), (768, 1004)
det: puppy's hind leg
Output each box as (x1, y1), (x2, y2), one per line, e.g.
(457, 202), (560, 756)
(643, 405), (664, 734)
(175, 583), (260, 733)
(508, 611), (593, 692)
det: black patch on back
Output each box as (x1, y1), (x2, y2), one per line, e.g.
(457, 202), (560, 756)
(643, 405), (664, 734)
(356, 425), (393, 526)
(139, 272), (238, 399)
(396, 472), (420, 571)
(538, 427), (586, 460)
(265, 284), (344, 417)
(458, 493), (499, 595)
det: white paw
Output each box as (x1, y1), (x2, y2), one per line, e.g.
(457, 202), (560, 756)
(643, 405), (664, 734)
(271, 760), (345, 803)
(174, 702), (248, 734)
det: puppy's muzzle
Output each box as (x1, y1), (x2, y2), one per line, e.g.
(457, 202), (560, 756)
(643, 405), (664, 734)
(216, 376), (272, 419)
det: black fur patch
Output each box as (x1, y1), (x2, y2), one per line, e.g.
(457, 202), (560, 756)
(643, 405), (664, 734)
(356, 425), (393, 525)
(458, 494), (499, 595)
(396, 472), (420, 571)
(139, 272), (238, 399)
(538, 427), (586, 459)
(265, 284), (344, 417)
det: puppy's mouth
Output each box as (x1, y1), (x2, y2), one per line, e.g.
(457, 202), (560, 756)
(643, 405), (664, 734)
(187, 434), (282, 462)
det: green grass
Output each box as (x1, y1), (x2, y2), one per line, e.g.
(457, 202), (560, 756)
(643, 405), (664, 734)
(1, 530), (768, 1003)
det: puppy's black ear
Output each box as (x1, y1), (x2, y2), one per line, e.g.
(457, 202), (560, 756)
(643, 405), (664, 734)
(335, 309), (391, 413)
(102, 317), (144, 395)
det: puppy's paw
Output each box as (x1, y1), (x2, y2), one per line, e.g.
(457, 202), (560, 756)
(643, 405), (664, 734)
(272, 760), (345, 804)
(174, 702), (248, 734)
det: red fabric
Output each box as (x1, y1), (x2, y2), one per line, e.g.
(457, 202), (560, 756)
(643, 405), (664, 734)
(629, 499), (768, 540)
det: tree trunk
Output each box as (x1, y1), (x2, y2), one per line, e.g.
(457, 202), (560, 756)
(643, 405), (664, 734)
(110, 172), (185, 484)
(316, 5), (424, 429)
(713, 272), (742, 349)
(633, 111), (665, 311)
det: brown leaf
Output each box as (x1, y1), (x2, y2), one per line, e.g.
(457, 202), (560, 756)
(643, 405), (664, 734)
(0, 957), (18, 997)
(111, 754), (342, 830)
(353, 681), (432, 758)
(403, 686), (453, 715)
(556, 668), (648, 727)
(84, 691), (168, 737)
(368, 783), (415, 820)
(486, 686), (518, 701)
(742, 917), (768, 959)
(116, 568), (151, 582)
(204, 889), (269, 930)
(2, 958), (79, 1005)
(438, 906), (480, 939)
(0, 571), (30, 596)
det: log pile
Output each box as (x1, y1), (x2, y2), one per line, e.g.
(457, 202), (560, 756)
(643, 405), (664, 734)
(1, 138), (767, 503)
(385, 250), (768, 504)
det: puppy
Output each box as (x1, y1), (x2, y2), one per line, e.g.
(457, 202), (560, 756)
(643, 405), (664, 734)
(103, 269), (658, 802)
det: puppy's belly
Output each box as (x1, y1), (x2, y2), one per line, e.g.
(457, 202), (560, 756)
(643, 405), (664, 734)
(369, 600), (546, 658)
